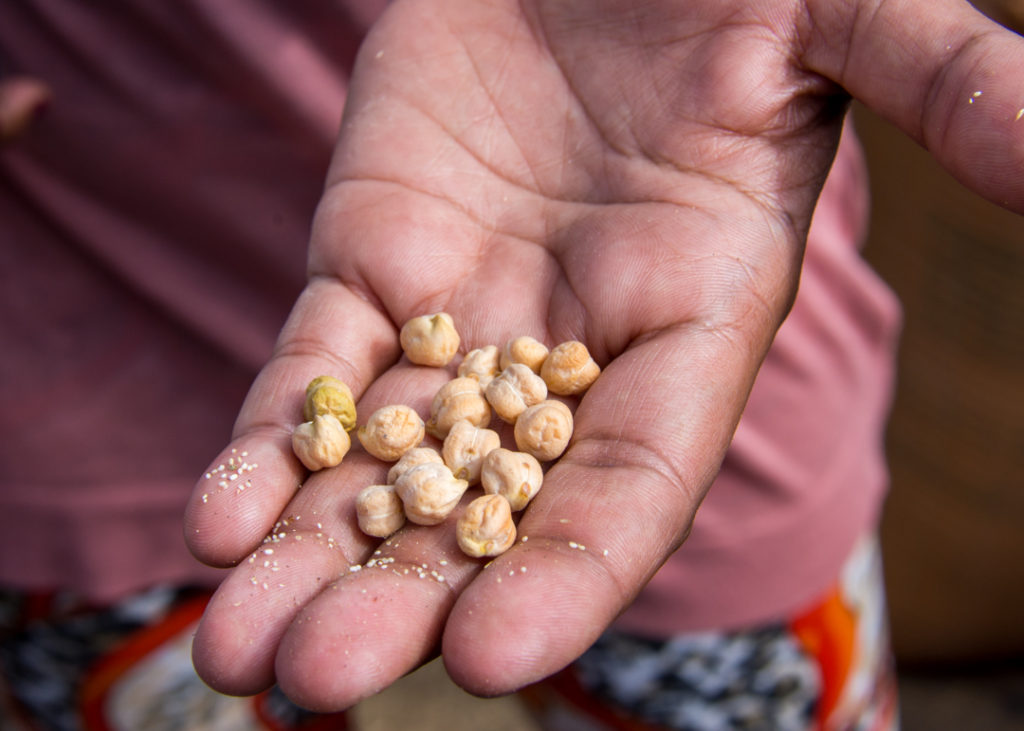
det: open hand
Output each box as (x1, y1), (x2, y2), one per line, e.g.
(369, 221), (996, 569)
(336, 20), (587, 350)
(184, 0), (1024, 711)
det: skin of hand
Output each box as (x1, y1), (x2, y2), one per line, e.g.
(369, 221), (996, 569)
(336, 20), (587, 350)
(184, 0), (1024, 712)
(0, 75), (51, 144)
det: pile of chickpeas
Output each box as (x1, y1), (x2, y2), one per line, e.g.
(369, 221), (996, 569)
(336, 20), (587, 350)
(291, 313), (600, 558)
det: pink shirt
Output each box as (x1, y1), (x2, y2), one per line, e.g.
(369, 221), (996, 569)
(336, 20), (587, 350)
(1, 2), (900, 631)
(0, 0), (385, 600)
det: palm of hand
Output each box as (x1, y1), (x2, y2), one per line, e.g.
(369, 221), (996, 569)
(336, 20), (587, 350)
(185, 0), (1023, 711)
(324, 1), (833, 344)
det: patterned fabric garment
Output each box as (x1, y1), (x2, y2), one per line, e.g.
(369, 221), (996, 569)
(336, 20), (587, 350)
(0, 536), (898, 730)
(573, 628), (822, 730)
(0, 587), (348, 731)
(522, 535), (901, 731)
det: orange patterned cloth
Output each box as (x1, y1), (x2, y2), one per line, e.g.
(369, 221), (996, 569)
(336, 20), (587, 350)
(523, 536), (900, 731)
(0, 587), (350, 730)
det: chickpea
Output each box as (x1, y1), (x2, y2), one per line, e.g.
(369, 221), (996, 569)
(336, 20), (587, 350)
(499, 335), (549, 374)
(302, 375), (357, 431)
(484, 362), (548, 423)
(481, 448), (544, 511)
(426, 376), (491, 439)
(541, 340), (601, 395)
(357, 404), (425, 461)
(400, 312), (460, 367)
(387, 446), (444, 484)
(395, 462), (469, 525)
(514, 399), (574, 462)
(442, 419), (501, 485)
(292, 414), (351, 471)
(457, 345), (501, 388)
(355, 484), (406, 538)
(456, 494), (516, 558)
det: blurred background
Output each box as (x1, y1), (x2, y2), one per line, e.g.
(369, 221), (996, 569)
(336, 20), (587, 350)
(351, 2), (1024, 729)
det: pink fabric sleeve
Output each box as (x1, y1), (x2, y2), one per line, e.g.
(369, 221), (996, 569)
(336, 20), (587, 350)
(0, 0), (384, 602)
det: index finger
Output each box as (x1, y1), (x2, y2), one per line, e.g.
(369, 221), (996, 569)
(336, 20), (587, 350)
(184, 275), (398, 568)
